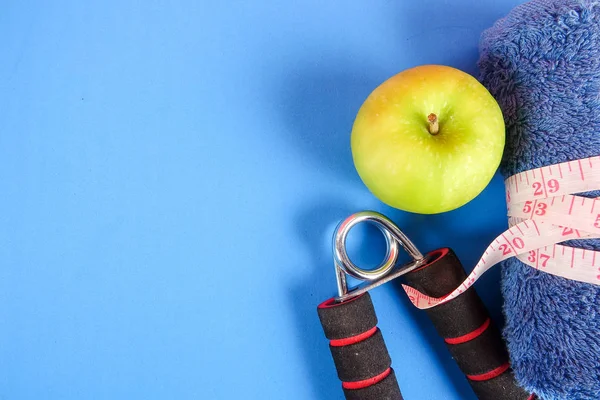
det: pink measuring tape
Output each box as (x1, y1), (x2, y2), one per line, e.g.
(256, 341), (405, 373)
(404, 156), (600, 310)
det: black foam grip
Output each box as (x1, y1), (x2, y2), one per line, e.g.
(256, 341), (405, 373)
(403, 248), (530, 400)
(448, 322), (510, 376)
(317, 293), (378, 340)
(343, 369), (404, 400)
(317, 294), (403, 400)
(330, 329), (390, 381)
(470, 369), (531, 400)
(424, 288), (489, 339)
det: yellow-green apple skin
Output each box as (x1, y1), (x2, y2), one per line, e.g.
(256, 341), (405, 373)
(351, 65), (505, 214)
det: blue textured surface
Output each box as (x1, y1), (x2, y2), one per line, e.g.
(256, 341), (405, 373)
(0, 1), (525, 399)
(479, 1), (600, 399)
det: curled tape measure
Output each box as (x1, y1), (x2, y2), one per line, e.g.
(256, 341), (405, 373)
(405, 156), (600, 309)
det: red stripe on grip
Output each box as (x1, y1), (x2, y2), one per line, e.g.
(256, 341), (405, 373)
(444, 318), (491, 345)
(466, 362), (510, 382)
(317, 294), (363, 309)
(342, 367), (391, 390)
(330, 326), (378, 347)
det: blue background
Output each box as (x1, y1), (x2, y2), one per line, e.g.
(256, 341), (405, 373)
(0, 1), (526, 399)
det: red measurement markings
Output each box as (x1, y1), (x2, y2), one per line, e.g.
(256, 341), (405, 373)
(539, 168), (548, 197)
(569, 196), (575, 215)
(534, 202), (547, 216)
(516, 224), (524, 235)
(498, 243), (511, 255)
(558, 163), (563, 178)
(566, 228), (577, 240)
(528, 250), (539, 268)
(594, 214), (600, 228)
(522, 200), (535, 216)
(562, 227), (574, 236)
(501, 233), (524, 254)
(528, 249), (550, 268)
(578, 159), (585, 181)
(496, 233), (516, 256)
(540, 253), (551, 267)
(514, 237), (525, 249)
(547, 179), (559, 193)
(533, 221), (541, 236)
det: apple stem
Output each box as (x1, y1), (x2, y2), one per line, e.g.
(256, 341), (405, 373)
(427, 113), (439, 135)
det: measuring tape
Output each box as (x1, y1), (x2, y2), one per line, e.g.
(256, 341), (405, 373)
(403, 156), (600, 310)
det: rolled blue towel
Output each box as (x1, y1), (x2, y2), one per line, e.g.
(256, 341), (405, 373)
(478, 1), (600, 399)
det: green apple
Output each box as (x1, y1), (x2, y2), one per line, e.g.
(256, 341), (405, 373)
(351, 64), (505, 214)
